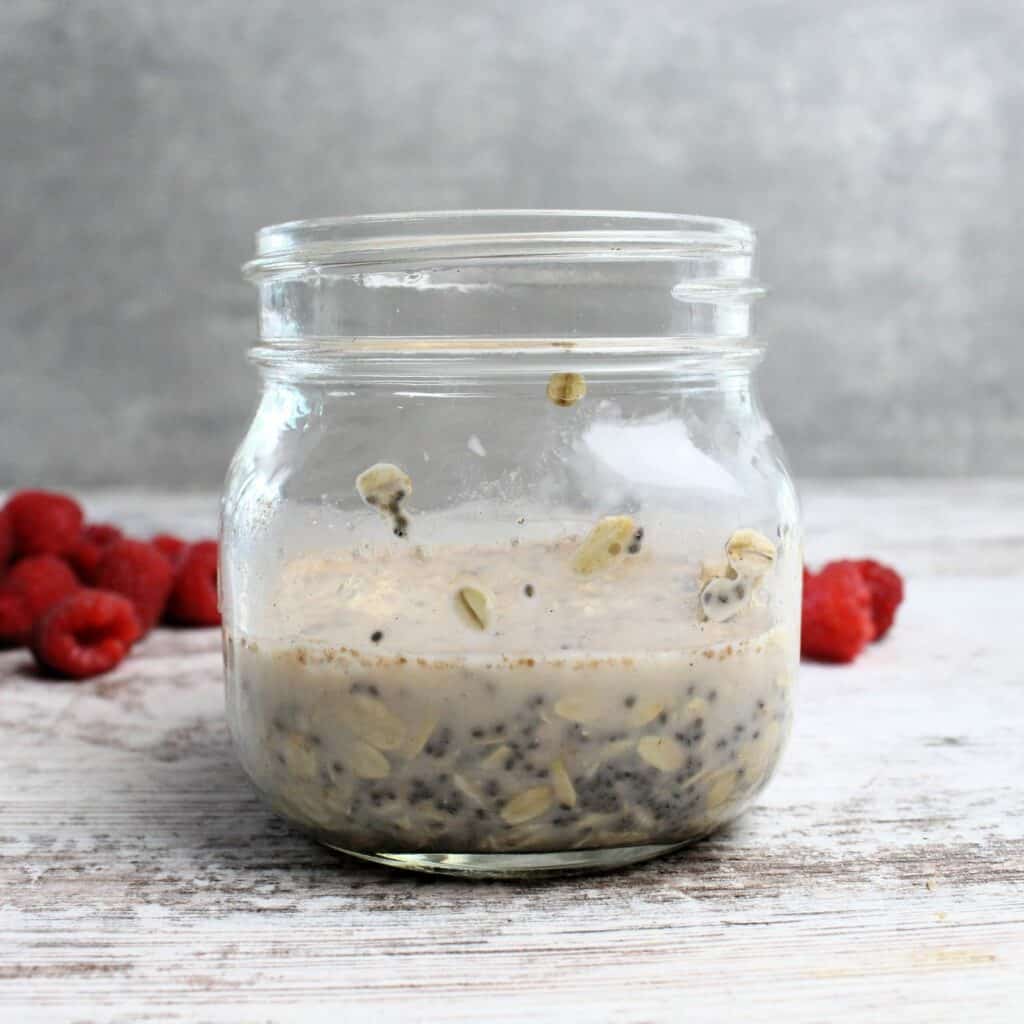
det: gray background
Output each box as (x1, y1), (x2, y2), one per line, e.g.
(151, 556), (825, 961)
(3, 0), (1022, 487)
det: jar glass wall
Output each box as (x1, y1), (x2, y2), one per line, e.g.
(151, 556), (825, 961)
(222, 211), (801, 877)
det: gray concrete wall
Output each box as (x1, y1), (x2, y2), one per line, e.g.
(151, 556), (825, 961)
(2, 0), (1022, 487)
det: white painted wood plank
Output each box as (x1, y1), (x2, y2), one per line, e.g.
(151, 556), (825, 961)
(0, 481), (1021, 1022)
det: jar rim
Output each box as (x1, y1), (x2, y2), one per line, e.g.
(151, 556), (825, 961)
(243, 208), (757, 280)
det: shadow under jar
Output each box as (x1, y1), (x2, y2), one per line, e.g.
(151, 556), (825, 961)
(222, 210), (801, 878)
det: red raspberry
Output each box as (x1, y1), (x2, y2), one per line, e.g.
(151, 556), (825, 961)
(66, 523), (124, 584)
(93, 539), (174, 634)
(152, 533), (188, 567)
(0, 508), (12, 570)
(4, 490), (84, 558)
(32, 589), (142, 679)
(165, 540), (220, 626)
(801, 562), (874, 664)
(0, 555), (80, 646)
(833, 559), (904, 641)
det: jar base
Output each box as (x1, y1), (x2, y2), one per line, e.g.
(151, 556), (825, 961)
(321, 841), (688, 878)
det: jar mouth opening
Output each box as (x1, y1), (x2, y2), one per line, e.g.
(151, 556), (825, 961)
(243, 209), (759, 280)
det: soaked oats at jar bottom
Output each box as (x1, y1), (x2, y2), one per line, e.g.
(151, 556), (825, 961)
(626, 699), (663, 728)
(326, 692), (407, 751)
(502, 785), (555, 825)
(554, 692), (609, 724)
(549, 758), (577, 808)
(228, 539), (796, 855)
(482, 744), (512, 770)
(279, 732), (320, 780)
(349, 741), (391, 779)
(637, 735), (686, 773)
(400, 716), (438, 760)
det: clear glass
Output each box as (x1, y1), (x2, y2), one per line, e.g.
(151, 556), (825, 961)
(223, 210), (801, 877)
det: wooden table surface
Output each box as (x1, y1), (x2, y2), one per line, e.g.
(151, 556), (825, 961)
(1, 481), (1021, 1023)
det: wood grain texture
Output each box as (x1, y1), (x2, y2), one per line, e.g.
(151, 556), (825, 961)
(0, 481), (1021, 1023)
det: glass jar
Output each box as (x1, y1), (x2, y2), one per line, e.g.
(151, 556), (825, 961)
(223, 211), (800, 878)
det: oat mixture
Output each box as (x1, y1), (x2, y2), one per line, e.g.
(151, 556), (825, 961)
(226, 531), (797, 854)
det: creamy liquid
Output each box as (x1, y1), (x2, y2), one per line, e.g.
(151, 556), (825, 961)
(226, 539), (797, 853)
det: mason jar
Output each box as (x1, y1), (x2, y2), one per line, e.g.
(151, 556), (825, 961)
(222, 210), (801, 877)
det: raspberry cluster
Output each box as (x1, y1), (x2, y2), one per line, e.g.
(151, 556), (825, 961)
(802, 558), (904, 663)
(0, 490), (220, 680)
